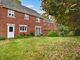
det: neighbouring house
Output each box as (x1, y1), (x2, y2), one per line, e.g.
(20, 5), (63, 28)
(0, 0), (56, 38)
(43, 19), (57, 34)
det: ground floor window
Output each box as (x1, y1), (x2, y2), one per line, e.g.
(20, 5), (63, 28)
(19, 25), (27, 32)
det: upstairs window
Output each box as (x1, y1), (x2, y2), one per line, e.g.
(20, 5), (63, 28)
(8, 10), (15, 17)
(36, 18), (40, 23)
(24, 14), (29, 20)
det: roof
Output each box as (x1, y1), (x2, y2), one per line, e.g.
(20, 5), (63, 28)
(0, 0), (42, 18)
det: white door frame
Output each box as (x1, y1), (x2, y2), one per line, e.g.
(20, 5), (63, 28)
(7, 23), (15, 38)
(35, 26), (42, 36)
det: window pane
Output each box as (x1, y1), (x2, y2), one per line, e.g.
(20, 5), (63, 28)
(24, 27), (26, 30)
(22, 26), (24, 30)
(9, 27), (13, 32)
(8, 13), (10, 16)
(20, 27), (22, 30)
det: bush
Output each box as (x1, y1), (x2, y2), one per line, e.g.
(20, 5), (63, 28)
(16, 34), (28, 38)
(16, 33), (34, 38)
(47, 31), (58, 37)
(67, 31), (74, 36)
(61, 31), (74, 37)
(75, 29), (80, 36)
(27, 32), (35, 36)
(0, 36), (6, 40)
(61, 30), (69, 37)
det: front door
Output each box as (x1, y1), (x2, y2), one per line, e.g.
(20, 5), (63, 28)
(7, 24), (15, 38)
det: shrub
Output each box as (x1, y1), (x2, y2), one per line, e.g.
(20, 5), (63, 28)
(0, 36), (6, 40)
(61, 31), (74, 37)
(75, 29), (80, 36)
(47, 31), (58, 37)
(16, 33), (34, 38)
(27, 32), (35, 36)
(67, 31), (74, 36)
(16, 33), (28, 38)
(61, 30), (69, 37)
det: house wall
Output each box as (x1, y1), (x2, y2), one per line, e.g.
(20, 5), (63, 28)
(43, 22), (55, 34)
(0, 7), (56, 38)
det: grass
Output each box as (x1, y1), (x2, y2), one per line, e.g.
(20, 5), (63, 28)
(0, 37), (80, 60)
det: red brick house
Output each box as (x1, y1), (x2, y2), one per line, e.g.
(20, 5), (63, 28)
(0, 0), (55, 38)
(43, 19), (57, 34)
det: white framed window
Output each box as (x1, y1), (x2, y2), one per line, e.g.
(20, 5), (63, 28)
(19, 25), (27, 32)
(8, 10), (15, 17)
(36, 18), (40, 23)
(24, 14), (29, 20)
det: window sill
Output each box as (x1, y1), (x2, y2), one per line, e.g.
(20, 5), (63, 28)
(7, 16), (16, 18)
(36, 21), (40, 23)
(24, 18), (29, 20)
(20, 31), (27, 32)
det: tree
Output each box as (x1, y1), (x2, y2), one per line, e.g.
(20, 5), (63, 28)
(15, 0), (21, 4)
(41, 13), (49, 19)
(41, 0), (80, 33)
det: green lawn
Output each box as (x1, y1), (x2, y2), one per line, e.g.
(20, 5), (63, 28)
(0, 37), (80, 60)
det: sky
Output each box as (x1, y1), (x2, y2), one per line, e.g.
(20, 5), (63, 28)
(21, 0), (42, 13)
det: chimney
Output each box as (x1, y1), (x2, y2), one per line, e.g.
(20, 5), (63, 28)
(49, 15), (51, 19)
